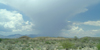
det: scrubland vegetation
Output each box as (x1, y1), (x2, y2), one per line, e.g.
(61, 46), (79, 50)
(0, 36), (100, 50)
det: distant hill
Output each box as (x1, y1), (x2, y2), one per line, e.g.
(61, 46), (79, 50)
(0, 35), (5, 38)
(0, 34), (38, 38)
(0, 34), (69, 38)
(6, 34), (23, 38)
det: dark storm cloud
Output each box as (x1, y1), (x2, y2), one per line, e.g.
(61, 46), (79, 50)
(34, 17), (72, 37)
(0, 25), (12, 32)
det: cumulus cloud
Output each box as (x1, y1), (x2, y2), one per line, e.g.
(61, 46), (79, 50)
(73, 20), (100, 26)
(0, 0), (100, 37)
(62, 20), (100, 37)
(83, 21), (100, 26)
(61, 26), (98, 38)
(0, 9), (34, 33)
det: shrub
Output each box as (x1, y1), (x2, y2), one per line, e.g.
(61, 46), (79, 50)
(8, 45), (15, 50)
(45, 41), (51, 44)
(74, 36), (78, 41)
(60, 41), (74, 50)
(19, 36), (30, 39)
(39, 37), (46, 42)
(0, 38), (2, 42)
(81, 37), (89, 43)
(96, 43), (100, 50)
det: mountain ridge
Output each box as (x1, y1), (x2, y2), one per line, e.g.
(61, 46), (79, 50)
(0, 34), (37, 38)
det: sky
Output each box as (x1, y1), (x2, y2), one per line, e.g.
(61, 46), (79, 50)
(0, 0), (100, 38)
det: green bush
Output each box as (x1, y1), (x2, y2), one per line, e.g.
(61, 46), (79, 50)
(96, 43), (100, 50)
(45, 41), (51, 44)
(81, 37), (89, 43)
(0, 38), (2, 42)
(60, 41), (74, 50)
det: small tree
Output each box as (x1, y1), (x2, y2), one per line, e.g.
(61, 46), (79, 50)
(60, 41), (74, 50)
(74, 36), (78, 41)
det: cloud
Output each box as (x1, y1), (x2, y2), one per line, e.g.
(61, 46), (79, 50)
(61, 26), (98, 38)
(83, 21), (100, 26)
(62, 20), (100, 37)
(0, 25), (12, 32)
(0, 9), (34, 33)
(0, 0), (100, 37)
(73, 20), (100, 26)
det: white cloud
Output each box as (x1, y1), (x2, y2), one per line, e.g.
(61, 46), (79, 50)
(70, 26), (83, 31)
(61, 26), (98, 37)
(83, 21), (100, 26)
(92, 30), (99, 31)
(0, 9), (34, 32)
(73, 20), (100, 26)
(61, 20), (100, 37)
